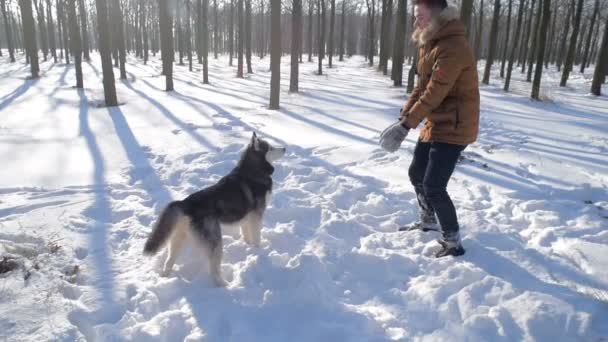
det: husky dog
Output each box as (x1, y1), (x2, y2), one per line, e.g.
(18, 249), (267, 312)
(143, 132), (286, 286)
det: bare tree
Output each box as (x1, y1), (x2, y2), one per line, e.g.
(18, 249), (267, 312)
(461, 0), (473, 39)
(339, 0), (345, 61)
(1, 0), (15, 62)
(68, 0), (83, 88)
(531, 0), (550, 100)
(520, 0), (535, 72)
(590, 17), (607, 96)
(307, 0), (313, 62)
(34, 0), (48, 61)
(378, 0), (391, 74)
(269, 0), (280, 109)
(474, 0), (484, 60)
(78, 0), (89, 61)
(580, 0), (598, 74)
(482, 0), (500, 84)
(328, 0), (335, 67)
(237, 0), (244, 77)
(159, 0), (174, 91)
(95, 0), (118, 105)
(45, 0), (56, 62)
(504, 0), (525, 91)
(111, 0), (126, 79)
(245, 0), (252, 72)
(365, 0), (375, 66)
(560, 0), (583, 86)
(391, 0), (406, 86)
(19, 0), (39, 78)
(317, 0), (326, 75)
(290, 0), (302, 92)
(203, 0), (209, 83)
(499, 0), (512, 77)
(525, 0), (541, 82)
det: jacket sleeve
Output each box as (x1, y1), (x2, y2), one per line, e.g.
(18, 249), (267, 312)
(402, 44), (464, 129)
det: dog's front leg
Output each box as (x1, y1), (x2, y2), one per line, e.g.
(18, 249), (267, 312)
(249, 212), (264, 247)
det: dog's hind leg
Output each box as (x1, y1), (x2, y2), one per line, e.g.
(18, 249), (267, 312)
(197, 217), (227, 287)
(161, 218), (189, 276)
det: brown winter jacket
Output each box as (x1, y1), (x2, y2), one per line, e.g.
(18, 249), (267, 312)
(400, 7), (480, 145)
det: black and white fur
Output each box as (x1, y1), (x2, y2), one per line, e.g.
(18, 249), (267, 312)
(143, 132), (286, 286)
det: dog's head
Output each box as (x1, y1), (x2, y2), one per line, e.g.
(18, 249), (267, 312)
(250, 132), (286, 163)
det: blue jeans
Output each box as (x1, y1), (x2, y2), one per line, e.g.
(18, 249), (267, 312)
(408, 140), (466, 238)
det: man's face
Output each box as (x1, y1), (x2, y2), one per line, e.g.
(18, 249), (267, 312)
(414, 4), (432, 29)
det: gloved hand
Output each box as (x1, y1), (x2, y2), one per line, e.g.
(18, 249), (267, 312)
(379, 121), (409, 153)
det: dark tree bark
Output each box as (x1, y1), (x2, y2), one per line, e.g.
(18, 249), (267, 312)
(176, 2), (183, 65)
(159, 0), (174, 91)
(237, 0), (244, 77)
(19, 0), (39, 78)
(186, 0), (193, 71)
(1, 0), (15, 62)
(214, 0), (218, 59)
(557, 0), (574, 71)
(378, 0), (391, 74)
(474, 0), (484, 60)
(34, 0), (48, 61)
(461, 0), (474, 39)
(111, 0), (126, 80)
(525, 0), (541, 82)
(142, 0), (149, 64)
(544, 0), (556, 68)
(45, 0), (56, 62)
(67, 0), (83, 88)
(328, 0), (335, 67)
(406, 48), (417, 93)
(391, 0), (406, 86)
(520, 0), (535, 72)
(560, 0), (583, 86)
(202, 0), (209, 83)
(95, 0), (117, 105)
(59, 0), (70, 64)
(504, 0), (525, 91)
(339, 0), (345, 61)
(580, 0), (598, 74)
(229, 0), (234, 65)
(258, 0), (264, 59)
(78, 0), (89, 61)
(317, 0), (326, 74)
(245, 0), (252, 72)
(290, 0), (302, 92)
(482, 0), (500, 84)
(590, 18), (607, 95)
(55, 0), (64, 59)
(499, 0), (512, 77)
(531, 0), (550, 100)
(307, 0), (313, 62)
(365, 0), (375, 66)
(269, 0), (280, 109)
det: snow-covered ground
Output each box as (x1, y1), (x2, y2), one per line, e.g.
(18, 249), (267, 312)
(1, 50), (607, 341)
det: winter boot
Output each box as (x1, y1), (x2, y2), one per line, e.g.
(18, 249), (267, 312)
(435, 233), (465, 258)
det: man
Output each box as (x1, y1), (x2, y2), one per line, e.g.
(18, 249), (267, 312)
(379, 0), (480, 257)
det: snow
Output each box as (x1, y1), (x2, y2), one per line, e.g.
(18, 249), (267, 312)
(1, 49), (607, 341)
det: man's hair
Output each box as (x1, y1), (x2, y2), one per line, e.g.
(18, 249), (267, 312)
(414, 0), (448, 9)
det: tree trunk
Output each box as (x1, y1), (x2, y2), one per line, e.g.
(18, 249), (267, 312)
(142, 0), (149, 64)
(1, 0), (15, 62)
(78, 0), (89, 61)
(499, 0), (512, 77)
(176, 3), (183, 65)
(55, 0), (63, 59)
(307, 0), (313, 62)
(35, 0), (48, 61)
(186, 0), (193, 71)
(159, 0), (174, 91)
(95, 0), (117, 105)
(45, 0), (56, 62)
(406, 49), (417, 93)
(379, 0), (391, 74)
(111, 0), (126, 80)
(290, 0), (302, 92)
(391, 0), (406, 86)
(580, 0), (598, 74)
(59, 0), (70, 64)
(214, 0), (218, 59)
(590, 18), (607, 95)
(339, 0), (345, 61)
(474, 0), (484, 60)
(520, 0), (535, 72)
(245, 0), (252, 72)
(229, 0), (234, 65)
(237, 0), (244, 77)
(556, 0), (574, 71)
(461, 0), (474, 39)
(197, 0), (202, 63)
(525, 0), (542, 82)
(560, 0), (583, 86)
(19, 0), (39, 78)
(482, 0), (500, 84)
(203, 0), (209, 83)
(68, 0), (83, 88)
(366, 0), (375, 66)
(504, 0), (525, 91)
(531, 0), (550, 100)
(328, 0), (335, 68)
(269, 0), (280, 109)
(544, 0), (556, 68)
(317, 0), (326, 75)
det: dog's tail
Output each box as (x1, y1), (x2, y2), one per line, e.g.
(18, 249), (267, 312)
(143, 201), (185, 256)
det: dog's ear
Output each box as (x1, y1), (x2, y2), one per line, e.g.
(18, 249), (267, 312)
(251, 132), (261, 150)
(252, 132), (257, 140)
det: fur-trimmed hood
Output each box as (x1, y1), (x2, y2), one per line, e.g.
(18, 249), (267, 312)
(412, 6), (461, 46)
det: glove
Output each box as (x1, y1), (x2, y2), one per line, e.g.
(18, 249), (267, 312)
(379, 121), (409, 153)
